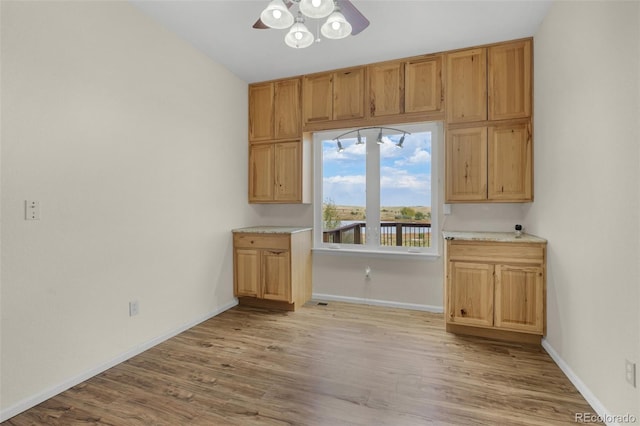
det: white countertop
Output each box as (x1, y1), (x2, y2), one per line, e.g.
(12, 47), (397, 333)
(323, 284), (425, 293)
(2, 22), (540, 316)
(442, 231), (547, 243)
(232, 226), (312, 234)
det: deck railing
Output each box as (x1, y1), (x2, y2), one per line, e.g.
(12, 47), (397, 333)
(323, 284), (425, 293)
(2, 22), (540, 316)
(323, 222), (431, 247)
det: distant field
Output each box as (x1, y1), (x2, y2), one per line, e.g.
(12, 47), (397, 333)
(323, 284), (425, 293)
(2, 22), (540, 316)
(331, 205), (431, 222)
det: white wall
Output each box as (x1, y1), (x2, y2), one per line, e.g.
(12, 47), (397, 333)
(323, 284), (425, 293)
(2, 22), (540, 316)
(0, 0), (253, 418)
(528, 1), (639, 420)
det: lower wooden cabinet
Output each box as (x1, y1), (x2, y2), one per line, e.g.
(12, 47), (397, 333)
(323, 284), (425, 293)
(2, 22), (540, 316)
(233, 228), (312, 311)
(444, 232), (546, 343)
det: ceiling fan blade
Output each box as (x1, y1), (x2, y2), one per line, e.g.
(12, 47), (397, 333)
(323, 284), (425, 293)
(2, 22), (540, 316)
(338, 0), (369, 36)
(252, 0), (295, 29)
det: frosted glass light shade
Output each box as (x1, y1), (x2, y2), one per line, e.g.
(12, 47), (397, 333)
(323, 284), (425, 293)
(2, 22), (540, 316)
(284, 22), (314, 48)
(321, 11), (352, 39)
(260, 0), (294, 29)
(299, 0), (335, 19)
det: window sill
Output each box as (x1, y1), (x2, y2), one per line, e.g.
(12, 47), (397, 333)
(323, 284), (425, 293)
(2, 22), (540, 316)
(312, 247), (440, 260)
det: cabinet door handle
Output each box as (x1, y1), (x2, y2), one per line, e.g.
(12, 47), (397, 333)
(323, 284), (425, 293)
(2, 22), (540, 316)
(268, 251), (284, 255)
(460, 309), (467, 316)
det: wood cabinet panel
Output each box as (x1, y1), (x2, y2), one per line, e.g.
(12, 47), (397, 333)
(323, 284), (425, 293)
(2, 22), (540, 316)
(369, 62), (403, 117)
(447, 262), (494, 327)
(488, 40), (532, 120)
(248, 83), (274, 141)
(446, 48), (487, 123)
(303, 73), (333, 123)
(446, 127), (487, 201)
(274, 79), (301, 140)
(234, 248), (260, 297)
(262, 250), (291, 302)
(274, 142), (301, 202)
(333, 68), (365, 120)
(488, 121), (532, 201)
(494, 264), (544, 333)
(405, 56), (443, 113)
(249, 144), (274, 202)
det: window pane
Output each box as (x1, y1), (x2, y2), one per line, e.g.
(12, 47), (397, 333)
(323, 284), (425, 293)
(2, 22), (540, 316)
(321, 137), (366, 246)
(379, 131), (432, 248)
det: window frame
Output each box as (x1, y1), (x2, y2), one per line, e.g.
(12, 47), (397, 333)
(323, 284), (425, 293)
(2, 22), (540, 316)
(313, 121), (442, 258)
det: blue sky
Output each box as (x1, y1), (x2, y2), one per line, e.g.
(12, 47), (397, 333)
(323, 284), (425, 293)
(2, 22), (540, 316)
(322, 130), (432, 207)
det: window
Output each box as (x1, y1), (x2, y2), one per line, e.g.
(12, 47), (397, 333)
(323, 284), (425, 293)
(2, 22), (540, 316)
(313, 121), (441, 256)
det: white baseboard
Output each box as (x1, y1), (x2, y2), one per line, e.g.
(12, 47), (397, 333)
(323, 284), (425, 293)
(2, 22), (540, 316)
(0, 299), (238, 423)
(542, 338), (620, 426)
(312, 292), (444, 313)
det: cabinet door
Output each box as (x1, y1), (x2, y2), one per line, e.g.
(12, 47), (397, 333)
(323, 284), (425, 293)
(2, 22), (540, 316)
(303, 73), (333, 124)
(262, 250), (291, 302)
(249, 144), (274, 202)
(369, 62), (403, 117)
(405, 56), (443, 113)
(446, 48), (487, 123)
(488, 40), (531, 121)
(234, 248), (260, 297)
(488, 121), (532, 201)
(274, 142), (301, 202)
(274, 78), (301, 140)
(249, 83), (274, 141)
(494, 264), (543, 334)
(333, 67), (365, 120)
(447, 261), (494, 327)
(446, 127), (488, 202)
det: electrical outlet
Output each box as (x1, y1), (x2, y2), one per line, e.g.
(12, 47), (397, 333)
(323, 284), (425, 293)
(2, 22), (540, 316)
(625, 359), (636, 387)
(129, 300), (139, 317)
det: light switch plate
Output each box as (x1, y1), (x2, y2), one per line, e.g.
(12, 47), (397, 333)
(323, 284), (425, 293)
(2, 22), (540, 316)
(25, 200), (40, 220)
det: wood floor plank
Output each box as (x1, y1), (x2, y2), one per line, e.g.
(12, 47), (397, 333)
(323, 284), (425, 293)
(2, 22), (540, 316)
(2, 302), (601, 425)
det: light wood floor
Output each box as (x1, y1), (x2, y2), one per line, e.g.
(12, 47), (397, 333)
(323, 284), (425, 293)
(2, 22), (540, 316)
(3, 302), (600, 425)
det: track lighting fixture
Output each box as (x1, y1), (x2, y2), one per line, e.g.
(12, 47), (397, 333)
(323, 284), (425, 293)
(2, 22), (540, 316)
(331, 126), (411, 151)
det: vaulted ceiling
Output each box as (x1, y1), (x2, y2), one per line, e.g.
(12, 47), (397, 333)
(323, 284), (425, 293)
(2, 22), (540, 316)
(130, 0), (553, 83)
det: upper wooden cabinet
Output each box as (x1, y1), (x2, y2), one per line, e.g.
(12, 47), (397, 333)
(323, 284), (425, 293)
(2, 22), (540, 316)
(445, 126), (488, 202)
(249, 78), (301, 142)
(488, 40), (532, 121)
(488, 121), (532, 201)
(303, 67), (365, 125)
(368, 55), (443, 119)
(248, 83), (274, 141)
(249, 141), (309, 204)
(369, 61), (403, 117)
(446, 48), (487, 124)
(446, 39), (532, 124)
(405, 56), (443, 114)
(446, 120), (532, 202)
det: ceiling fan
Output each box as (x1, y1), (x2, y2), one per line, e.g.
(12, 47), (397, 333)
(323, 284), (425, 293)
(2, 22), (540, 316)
(253, 0), (370, 49)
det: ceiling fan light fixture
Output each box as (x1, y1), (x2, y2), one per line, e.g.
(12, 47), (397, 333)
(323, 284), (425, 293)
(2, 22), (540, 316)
(260, 0), (294, 29)
(284, 22), (314, 48)
(299, 0), (335, 19)
(321, 10), (352, 39)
